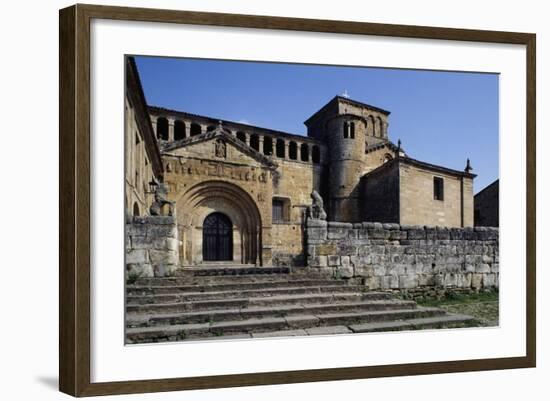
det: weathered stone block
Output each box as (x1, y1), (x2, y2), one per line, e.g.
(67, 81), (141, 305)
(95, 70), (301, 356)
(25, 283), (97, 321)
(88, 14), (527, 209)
(381, 275), (399, 289)
(387, 264), (405, 276)
(457, 273), (472, 288)
(476, 263), (491, 273)
(373, 264), (386, 276)
(309, 255), (327, 267)
(365, 276), (381, 290)
(126, 249), (148, 264)
(126, 224), (148, 237)
(418, 274), (435, 287)
(341, 255), (351, 267)
(317, 244), (336, 256)
(444, 273), (458, 287)
(307, 219), (328, 228)
(126, 263), (154, 279)
(153, 263), (177, 277)
(399, 274), (418, 289)
(149, 249), (178, 265)
(357, 229), (369, 239)
(337, 244), (357, 255)
(389, 230), (407, 240)
(147, 225), (177, 238)
(472, 273), (483, 289)
(354, 265), (374, 277)
(147, 216), (176, 225)
(328, 255), (340, 266)
(327, 229), (348, 240)
(336, 265), (353, 279)
(307, 227), (327, 240)
(165, 238), (179, 252)
(328, 221), (353, 230)
(434, 273), (445, 287)
(368, 229), (390, 240)
(463, 263), (475, 273)
(407, 228), (426, 240)
(483, 273), (498, 288)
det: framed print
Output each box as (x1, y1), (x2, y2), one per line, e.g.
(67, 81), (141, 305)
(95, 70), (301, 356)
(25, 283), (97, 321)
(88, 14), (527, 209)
(59, 4), (536, 397)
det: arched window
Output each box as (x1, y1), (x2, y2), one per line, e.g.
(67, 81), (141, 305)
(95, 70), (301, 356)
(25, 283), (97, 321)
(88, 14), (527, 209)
(276, 139), (285, 158)
(368, 115), (375, 137)
(300, 143), (309, 162)
(206, 125), (216, 132)
(190, 123), (201, 136)
(236, 131), (247, 143)
(174, 120), (185, 140)
(250, 134), (260, 151)
(263, 136), (273, 156)
(383, 153), (393, 163)
(133, 202), (140, 217)
(343, 121), (349, 138)
(312, 145), (321, 163)
(289, 141), (297, 160)
(156, 117), (168, 140)
(374, 117), (382, 137)
(350, 122), (355, 139)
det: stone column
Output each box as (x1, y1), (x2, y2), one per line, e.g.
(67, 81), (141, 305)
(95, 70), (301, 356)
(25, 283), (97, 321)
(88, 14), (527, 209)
(150, 115), (158, 137)
(258, 136), (265, 154)
(245, 133), (250, 147)
(284, 141), (289, 159)
(168, 118), (175, 141)
(184, 121), (191, 138)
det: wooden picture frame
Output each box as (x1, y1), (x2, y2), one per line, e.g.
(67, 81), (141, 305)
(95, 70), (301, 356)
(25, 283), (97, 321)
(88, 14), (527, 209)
(59, 3), (536, 397)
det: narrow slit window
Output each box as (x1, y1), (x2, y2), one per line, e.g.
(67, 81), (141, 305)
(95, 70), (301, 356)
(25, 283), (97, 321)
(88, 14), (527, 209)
(433, 177), (444, 201)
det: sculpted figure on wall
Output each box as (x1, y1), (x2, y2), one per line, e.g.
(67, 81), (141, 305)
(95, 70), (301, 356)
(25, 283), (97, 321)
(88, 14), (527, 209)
(150, 182), (175, 216)
(307, 190), (327, 220)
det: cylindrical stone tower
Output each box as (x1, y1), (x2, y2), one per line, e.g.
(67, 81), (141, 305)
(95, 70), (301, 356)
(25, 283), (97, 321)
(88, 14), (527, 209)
(326, 115), (366, 222)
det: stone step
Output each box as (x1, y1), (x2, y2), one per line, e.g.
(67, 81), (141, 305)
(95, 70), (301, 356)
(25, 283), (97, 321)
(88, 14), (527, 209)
(133, 272), (334, 286)
(125, 308), (448, 344)
(176, 266), (291, 277)
(126, 299), (418, 327)
(126, 291), (393, 313)
(349, 314), (476, 333)
(315, 307), (445, 326)
(126, 284), (367, 303)
(126, 279), (351, 295)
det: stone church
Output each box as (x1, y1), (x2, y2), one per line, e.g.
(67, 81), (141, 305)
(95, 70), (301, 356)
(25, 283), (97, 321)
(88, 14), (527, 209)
(125, 57), (476, 269)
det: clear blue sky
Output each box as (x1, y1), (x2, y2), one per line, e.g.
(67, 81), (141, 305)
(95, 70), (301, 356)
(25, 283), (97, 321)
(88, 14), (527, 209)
(135, 56), (499, 193)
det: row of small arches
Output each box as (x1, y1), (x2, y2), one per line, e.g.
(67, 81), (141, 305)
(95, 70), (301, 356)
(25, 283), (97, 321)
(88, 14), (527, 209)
(154, 117), (321, 164)
(342, 116), (386, 139)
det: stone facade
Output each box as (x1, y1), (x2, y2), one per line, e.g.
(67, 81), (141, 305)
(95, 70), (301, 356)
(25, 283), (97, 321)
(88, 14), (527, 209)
(306, 219), (499, 292)
(125, 215), (179, 278)
(474, 179), (499, 227)
(363, 157), (475, 227)
(125, 57), (163, 217)
(125, 57), (483, 270)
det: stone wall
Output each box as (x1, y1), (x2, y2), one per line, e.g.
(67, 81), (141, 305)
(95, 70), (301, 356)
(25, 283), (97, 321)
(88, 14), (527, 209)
(125, 215), (179, 279)
(306, 219), (498, 293)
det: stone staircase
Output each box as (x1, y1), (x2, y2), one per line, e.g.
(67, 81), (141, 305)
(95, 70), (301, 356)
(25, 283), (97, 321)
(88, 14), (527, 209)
(125, 268), (475, 344)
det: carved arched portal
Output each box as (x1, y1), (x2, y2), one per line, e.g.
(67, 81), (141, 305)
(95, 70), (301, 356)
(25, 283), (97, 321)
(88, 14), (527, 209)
(176, 181), (262, 266)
